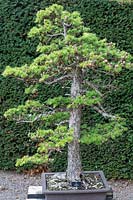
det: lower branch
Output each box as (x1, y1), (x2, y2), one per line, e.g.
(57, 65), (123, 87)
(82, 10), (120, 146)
(55, 120), (69, 126)
(16, 111), (55, 123)
(44, 75), (71, 85)
(93, 105), (116, 119)
(84, 81), (103, 97)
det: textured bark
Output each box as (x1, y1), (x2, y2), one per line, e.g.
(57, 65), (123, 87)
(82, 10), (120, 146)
(67, 68), (82, 182)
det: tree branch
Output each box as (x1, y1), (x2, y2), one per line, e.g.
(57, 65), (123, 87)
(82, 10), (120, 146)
(62, 22), (71, 38)
(55, 120), (69, 126)
(64, 22), (72, 27)
(63, 22), (67, 38)
(47, 33), (64, 37)
(84, 81), (103, 96)
(16, 115), (43, 124)
(44, 75), (72, 85)
(92, 69), (114, 76)
(15, 107), (67, 124)
(93, 104), (116, 119)
(67, 62), (76, 68)
(16, 111), (55, 124)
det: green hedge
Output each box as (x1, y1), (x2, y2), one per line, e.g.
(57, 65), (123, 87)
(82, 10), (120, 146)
(0, 0), (132, 178)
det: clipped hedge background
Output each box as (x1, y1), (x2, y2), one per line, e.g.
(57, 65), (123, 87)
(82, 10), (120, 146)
(0, 0), (132, 178)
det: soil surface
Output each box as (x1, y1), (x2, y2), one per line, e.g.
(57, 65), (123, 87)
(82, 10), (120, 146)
(46, 172), (105, 191)
(0, 170), (132, 200)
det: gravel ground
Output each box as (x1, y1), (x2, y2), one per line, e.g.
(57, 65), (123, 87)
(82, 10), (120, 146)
(0, 170), (133, 200)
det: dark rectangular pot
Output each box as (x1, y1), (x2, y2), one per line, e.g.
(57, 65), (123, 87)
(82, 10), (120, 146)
(42, 171), (111, 200)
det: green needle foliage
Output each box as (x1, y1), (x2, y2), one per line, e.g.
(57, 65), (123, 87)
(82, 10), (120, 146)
(3, 4), (132, 170)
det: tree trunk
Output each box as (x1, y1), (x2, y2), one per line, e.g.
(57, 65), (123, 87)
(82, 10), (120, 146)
(67, 68), (82, 182)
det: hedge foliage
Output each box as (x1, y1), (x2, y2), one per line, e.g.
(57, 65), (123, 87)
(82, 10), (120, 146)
(0, 0), (132, 178)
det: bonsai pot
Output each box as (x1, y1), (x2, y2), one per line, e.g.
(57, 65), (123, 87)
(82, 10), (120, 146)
(42, 171), (112, 200)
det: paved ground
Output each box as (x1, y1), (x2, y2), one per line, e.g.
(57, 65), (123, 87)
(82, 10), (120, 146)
(0, 170), (133, 200)
(110, 180), (133, 200)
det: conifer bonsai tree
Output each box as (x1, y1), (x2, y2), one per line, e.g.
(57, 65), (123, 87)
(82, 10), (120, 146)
(3, 4), (132, 183)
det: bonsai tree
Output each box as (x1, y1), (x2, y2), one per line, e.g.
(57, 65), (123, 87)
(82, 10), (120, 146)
(3, 4), (132, 183)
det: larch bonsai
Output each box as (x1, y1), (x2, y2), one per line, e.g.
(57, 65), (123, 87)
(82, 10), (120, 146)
(3, 4), (132, 183)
